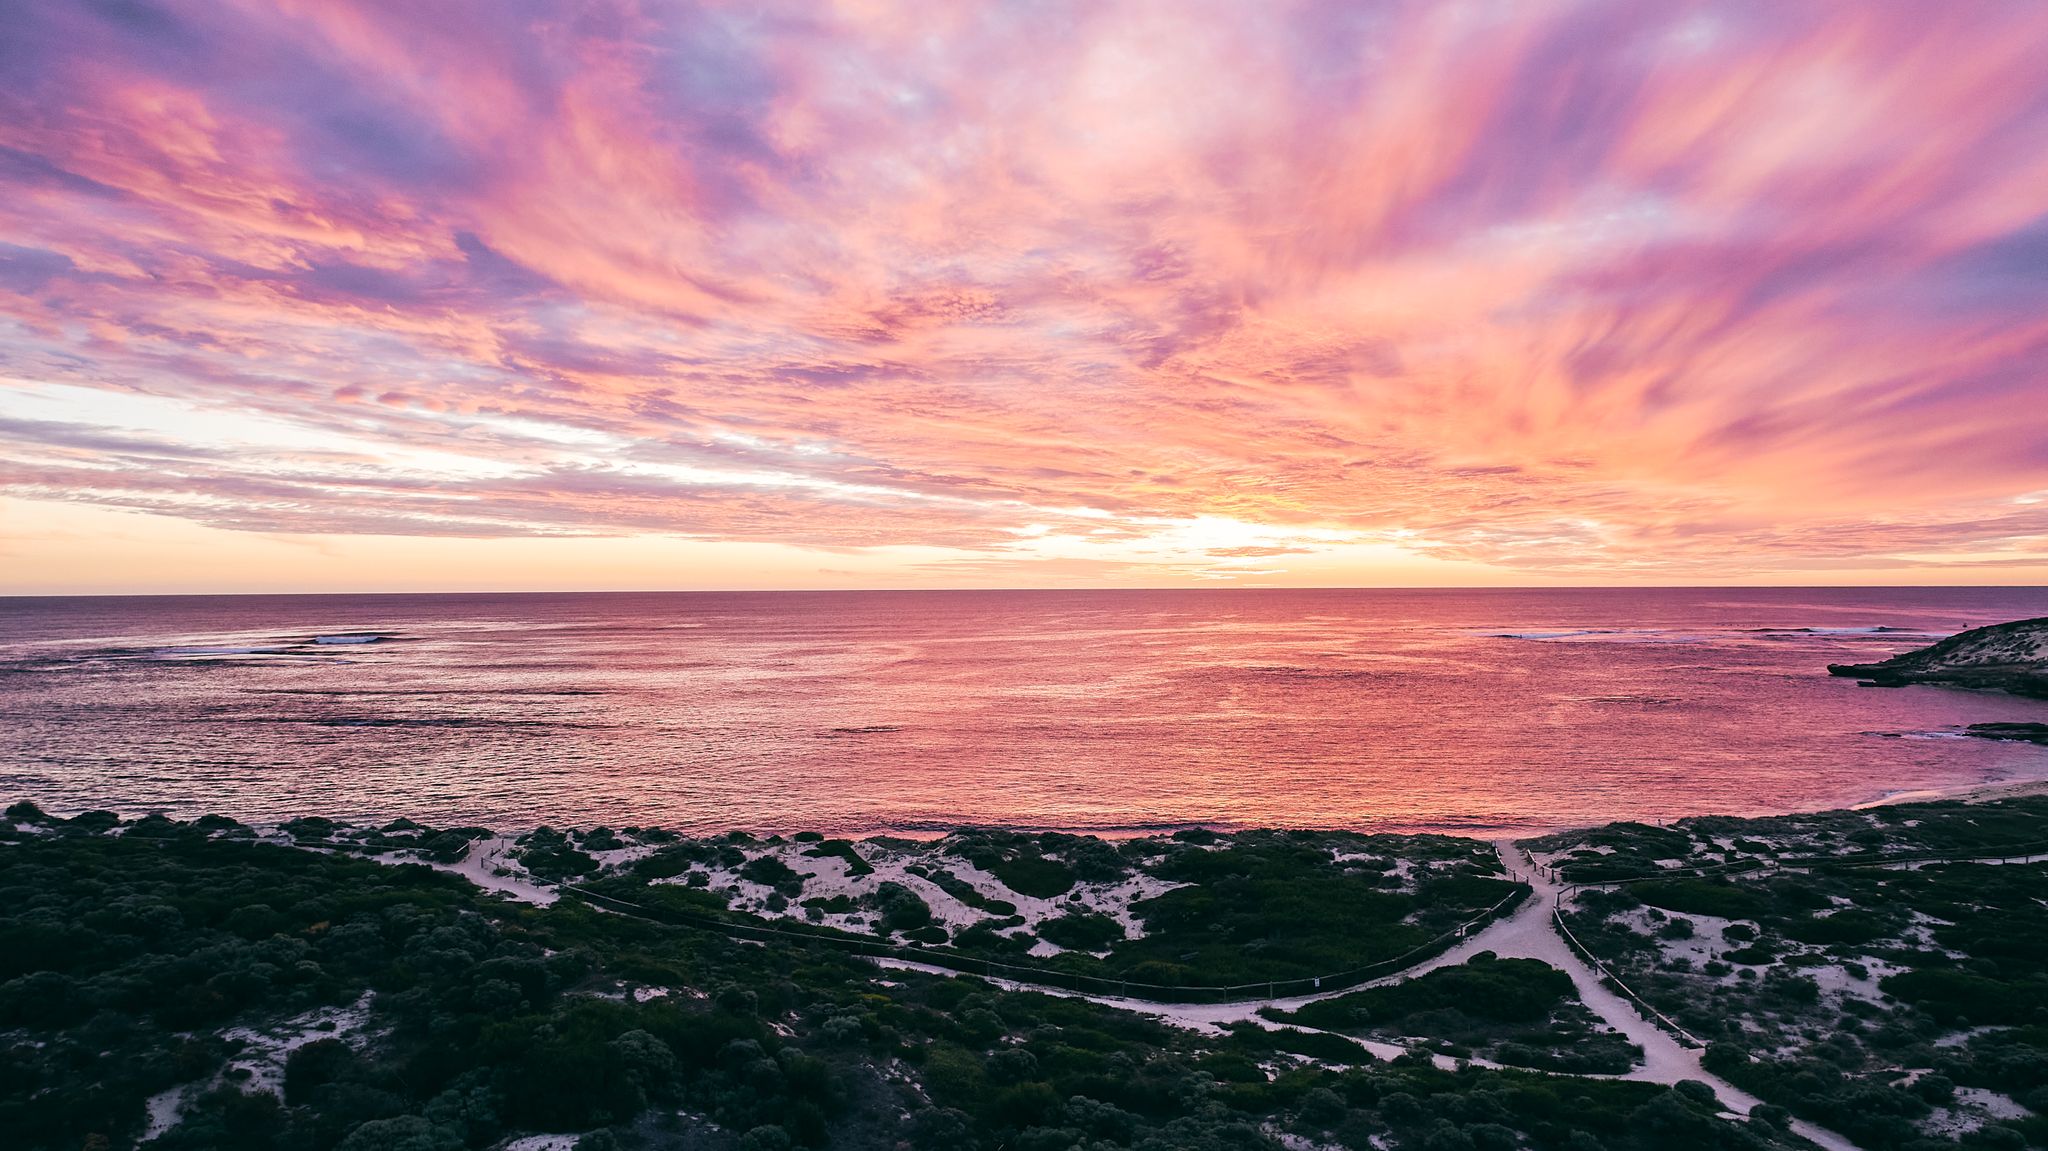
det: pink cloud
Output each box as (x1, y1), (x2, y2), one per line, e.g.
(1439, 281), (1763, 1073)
(2, 1), (2048, 580)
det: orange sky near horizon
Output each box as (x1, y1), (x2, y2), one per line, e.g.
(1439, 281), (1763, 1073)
(4, 2), (2048, 594)
(9, 496), (2048, 596)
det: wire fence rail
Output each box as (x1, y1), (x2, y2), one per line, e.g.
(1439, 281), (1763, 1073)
(556, 880), (1532, 1006)
(1549, 902), (1706, 1048)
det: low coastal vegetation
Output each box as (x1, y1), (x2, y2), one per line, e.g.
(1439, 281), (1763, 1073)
(1533, 796), (2048, 1148)
(553, 825), (1526, 997)
(0, 804), (1806, 1151)
(1261, 953), (1642, 1075)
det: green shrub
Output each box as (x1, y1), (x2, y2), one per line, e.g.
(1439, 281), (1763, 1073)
(869, 882), (934, 934)
(986, 855), (1076, 899)
(1627, 879), (1768, 919)
(1038, 913), (1124, 952)
(803, 839), (873, 877)
(739, 854), (804, 894)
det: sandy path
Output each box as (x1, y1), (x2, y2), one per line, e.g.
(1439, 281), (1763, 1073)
(872, 845), (1865, 1151)
(1492, 843), (1711, 1086)
(865, 954), (1471, 1071)
(401, 835), (1868, 1147)
(856, 852), (1546, 1032)
(864, 884), (1540, 1034)
(440, 836), (559, 906)
(1496, 843), (1864, 1151)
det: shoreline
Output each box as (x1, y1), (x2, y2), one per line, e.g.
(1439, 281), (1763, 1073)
(1852, 772), (2048, 810)
(15, 764), (2048, 845)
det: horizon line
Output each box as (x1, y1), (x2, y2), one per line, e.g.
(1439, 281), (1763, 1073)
(5, 582), (2047, 601)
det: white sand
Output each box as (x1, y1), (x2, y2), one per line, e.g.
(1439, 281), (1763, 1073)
(1599, 908), (1746, 985)
(140, 1085), (193, 1142)
(442, 836), (559, 905)
(272, 823), (1872, 1151)
(1268, 1128), (1349, 1151)
(649, 838), (1193, 950)
(328, 828), (562, 906)
(1803, 961), (1891, 1004)
(583, 843), (658, 870)
(1857, 776), (2048, 810)
(216, 990), (374, 1098)
(497, 1135), (581, 1151)
(1920, 1086), (2031, 1139)
(1490, 845), (1863, 1151)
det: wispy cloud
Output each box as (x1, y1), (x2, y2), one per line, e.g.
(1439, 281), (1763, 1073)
(4, 0), (2048, 584)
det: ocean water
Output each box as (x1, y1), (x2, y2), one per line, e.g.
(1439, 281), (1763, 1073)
(2, 587), (2046, 837)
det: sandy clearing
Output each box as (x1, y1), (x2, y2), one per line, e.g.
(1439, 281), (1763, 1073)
(498, 1135), (580, 1151)
(1269, 1129), (1348, 1151)
(1604, 906), (1741, 979)
(1804, 960), (1893, 1004)
(350, 833), (562, 906)
(1920, 1086), (2032, 1139)
(451, 836), (560, 905)
(140, 1084), (193, 1142)
(659, 839), (1195, 949)
(217, 990), (374, 1099)
(585, 843), (658, 870)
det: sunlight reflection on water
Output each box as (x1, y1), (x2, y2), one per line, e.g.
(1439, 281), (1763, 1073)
(3, 587), (2046, 836)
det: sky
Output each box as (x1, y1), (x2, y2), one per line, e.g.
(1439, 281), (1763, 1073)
(4, 1), (2048, 594)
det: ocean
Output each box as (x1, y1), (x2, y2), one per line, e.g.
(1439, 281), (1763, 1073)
(2, 587), (2046, 837)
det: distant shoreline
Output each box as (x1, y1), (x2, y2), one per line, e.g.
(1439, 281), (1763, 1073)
(9, 583), (2048, 601)
(17, 762), (2048, 845)
(1851, 772), (2048, 811)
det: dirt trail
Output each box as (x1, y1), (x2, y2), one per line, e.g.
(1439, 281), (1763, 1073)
(871, 844), (1867, 1151)
(1496, 843), (1863, 1151)
(439, 836), (560, 905)
(415, 838), (1867, 1148)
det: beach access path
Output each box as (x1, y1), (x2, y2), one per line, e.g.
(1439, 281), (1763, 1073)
(406, 836), (1868, 1150)
(438, 834), (560, 905)
(873, 842), (1866, 1151)
(1494, 844), (1863, 1151)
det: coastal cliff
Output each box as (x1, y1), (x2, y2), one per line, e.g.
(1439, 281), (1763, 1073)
(1828, 615), (2048, 697)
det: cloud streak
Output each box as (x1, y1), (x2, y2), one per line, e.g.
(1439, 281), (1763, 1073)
(4, 0), (2048, 583)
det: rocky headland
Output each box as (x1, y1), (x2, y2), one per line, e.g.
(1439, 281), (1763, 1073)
(1828, 615), (2048, 697)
